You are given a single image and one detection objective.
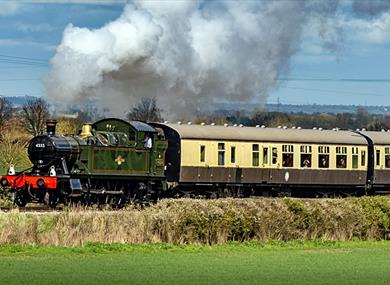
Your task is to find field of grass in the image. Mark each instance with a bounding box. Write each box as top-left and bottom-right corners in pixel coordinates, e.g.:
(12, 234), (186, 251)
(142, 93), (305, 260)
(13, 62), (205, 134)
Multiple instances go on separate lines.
(1, 241), (390, 284)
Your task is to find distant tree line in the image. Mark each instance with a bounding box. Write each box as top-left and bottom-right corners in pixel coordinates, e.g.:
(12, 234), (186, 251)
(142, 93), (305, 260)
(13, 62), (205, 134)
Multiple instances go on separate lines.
(196, 107), (390, 131)
(2, 96), (390, 137)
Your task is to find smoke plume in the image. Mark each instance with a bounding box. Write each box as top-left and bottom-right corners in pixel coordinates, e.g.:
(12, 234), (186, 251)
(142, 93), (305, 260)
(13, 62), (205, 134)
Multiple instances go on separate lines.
(44, 0), (390, 118)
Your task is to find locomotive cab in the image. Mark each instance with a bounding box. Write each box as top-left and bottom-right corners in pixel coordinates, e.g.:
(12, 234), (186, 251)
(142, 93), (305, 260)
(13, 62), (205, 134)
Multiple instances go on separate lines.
(85, 119), (162, 176)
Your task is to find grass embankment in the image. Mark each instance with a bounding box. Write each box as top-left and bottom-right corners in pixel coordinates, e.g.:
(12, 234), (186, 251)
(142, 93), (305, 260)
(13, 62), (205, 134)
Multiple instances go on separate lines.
(0, 197), (389, 245)
(0, 241), (390, 284)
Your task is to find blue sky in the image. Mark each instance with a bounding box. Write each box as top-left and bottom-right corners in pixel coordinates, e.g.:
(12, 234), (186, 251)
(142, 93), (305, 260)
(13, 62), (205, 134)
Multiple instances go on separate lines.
(0, 0), (390, 107)
(0, 1), (124, 97)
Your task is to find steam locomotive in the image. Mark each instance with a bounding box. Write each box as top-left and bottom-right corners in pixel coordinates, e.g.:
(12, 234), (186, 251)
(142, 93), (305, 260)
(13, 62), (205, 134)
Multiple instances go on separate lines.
(2, 118), (390, 208)
(0, 119), (167, 208)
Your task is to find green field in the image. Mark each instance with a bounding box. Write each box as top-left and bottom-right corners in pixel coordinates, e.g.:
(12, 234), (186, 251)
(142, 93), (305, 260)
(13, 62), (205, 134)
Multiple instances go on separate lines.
(0, 241), (389, 285)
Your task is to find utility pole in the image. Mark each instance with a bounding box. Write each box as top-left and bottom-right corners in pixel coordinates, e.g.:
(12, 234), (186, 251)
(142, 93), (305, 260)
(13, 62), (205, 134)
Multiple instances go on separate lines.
(277, 96), (280, 112)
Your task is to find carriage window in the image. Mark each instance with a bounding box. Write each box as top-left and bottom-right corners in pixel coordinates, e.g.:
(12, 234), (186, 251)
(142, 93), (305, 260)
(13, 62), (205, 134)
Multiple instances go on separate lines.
(252, 144), (259, 166)
(336, 147), (347, 168)
(231, 146), (236, 164)
(376, 150), (381, 166)
(300, 145), (312, 153)
(318, 145), (330, 168)
(282, 144), (294, 167)
(300, 145), (311, 168)
(263, 147), (269, 164)
(301, 154), (311, 168)
(272, 147), (278, 164)
(352, 155), (358, 168)
(352, 147), (358, 169)
(283, 154), (293, 167)
(336, 155), (347, 168)
(361, 150), (366, 166)
(218, 143), (225, 166)
(319, 155), (329, 168)
(319, 146), (330, 154)
(385, 147), (390, 168)
(200, 145), (205, 162)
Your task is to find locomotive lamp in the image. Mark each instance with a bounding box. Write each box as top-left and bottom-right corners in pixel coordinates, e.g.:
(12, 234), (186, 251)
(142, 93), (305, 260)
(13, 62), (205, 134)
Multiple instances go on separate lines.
(8, 164), (15, 175)
(0, 178), (8, 187)
(49, 166), (56, 177)
(37, 179), (45, 188)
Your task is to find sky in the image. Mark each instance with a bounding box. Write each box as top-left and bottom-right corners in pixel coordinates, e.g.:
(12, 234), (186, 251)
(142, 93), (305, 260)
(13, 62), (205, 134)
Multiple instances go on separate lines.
(0, 0), (390, 110)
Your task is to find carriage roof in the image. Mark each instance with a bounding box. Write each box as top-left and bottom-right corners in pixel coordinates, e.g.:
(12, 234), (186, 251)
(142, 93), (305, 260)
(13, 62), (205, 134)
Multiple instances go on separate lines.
(360, 131), (390, 145)
(156, 123), (368, 145)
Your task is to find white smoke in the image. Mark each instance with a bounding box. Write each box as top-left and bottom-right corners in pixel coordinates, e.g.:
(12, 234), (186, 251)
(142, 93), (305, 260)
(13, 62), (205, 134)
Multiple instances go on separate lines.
(44, 0), (307, 117)
(44, 0), (390, 118)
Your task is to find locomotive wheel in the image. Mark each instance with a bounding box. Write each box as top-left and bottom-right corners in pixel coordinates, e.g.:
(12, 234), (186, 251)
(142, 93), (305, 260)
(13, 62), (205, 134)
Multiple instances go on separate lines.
(48, 192), (59, 209)
(14, 191), (27, 207)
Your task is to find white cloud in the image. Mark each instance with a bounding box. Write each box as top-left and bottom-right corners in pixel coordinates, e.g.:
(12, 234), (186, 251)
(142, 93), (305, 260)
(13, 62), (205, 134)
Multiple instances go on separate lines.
(15, 22), (56, 32)
(17, 0), (126, 3)
(0, 38), (56, 51)
(0, 2), (20, 16)
(344, 12), (390, 44)
(0, 0), (124, 17)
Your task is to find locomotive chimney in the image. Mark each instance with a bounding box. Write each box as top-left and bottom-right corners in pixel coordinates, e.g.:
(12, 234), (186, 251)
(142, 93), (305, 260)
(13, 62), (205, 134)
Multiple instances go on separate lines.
(46, 120), (57, 136)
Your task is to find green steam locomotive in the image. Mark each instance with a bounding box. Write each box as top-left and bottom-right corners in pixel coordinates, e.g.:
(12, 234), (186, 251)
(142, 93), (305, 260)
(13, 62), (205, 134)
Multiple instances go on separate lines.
(0, 118), (167, 208)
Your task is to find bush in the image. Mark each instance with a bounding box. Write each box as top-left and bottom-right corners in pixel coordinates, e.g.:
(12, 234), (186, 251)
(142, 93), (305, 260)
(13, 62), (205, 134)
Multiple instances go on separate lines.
(0, 197), (390, 246)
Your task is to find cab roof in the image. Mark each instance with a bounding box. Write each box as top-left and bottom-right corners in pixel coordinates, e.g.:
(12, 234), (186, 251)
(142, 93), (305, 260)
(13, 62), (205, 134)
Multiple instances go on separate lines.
(93, 118), (156, 133)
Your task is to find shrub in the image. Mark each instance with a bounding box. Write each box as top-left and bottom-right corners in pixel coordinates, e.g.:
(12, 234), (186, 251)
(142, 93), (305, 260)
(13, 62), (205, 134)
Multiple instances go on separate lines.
(0, 197), (390, 246)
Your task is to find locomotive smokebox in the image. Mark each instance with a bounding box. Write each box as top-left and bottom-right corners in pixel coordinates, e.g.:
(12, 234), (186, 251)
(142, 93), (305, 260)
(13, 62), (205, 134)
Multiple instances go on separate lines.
(46, 120), (57, 136)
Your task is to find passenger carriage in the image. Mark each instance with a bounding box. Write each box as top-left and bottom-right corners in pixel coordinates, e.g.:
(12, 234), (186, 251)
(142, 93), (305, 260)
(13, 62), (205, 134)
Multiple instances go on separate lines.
(153, 123), (370, 197)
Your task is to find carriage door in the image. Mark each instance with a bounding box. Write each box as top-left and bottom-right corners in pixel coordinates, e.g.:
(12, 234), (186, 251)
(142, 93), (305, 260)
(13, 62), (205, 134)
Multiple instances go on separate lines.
(261, 146), (270, 183)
